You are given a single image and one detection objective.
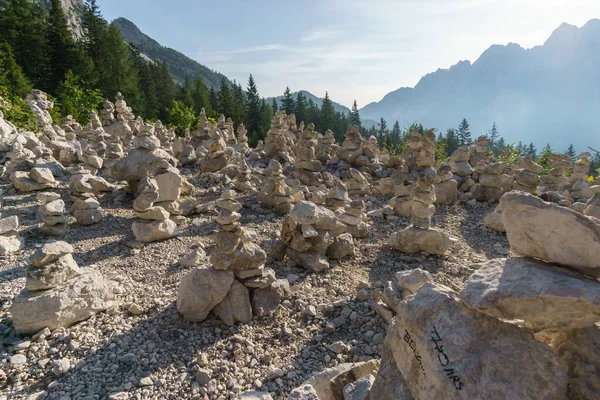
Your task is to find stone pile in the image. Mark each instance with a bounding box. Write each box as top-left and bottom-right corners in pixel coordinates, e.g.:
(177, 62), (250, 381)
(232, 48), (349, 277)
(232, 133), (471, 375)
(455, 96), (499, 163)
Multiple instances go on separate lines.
(338, 199), (370, 238)
(469, 135), (490, 167)
(293, 123), (323, 187)
(68, 172), (106, 226)
(100, 99), (116, 126)
(264, 111), (293, 164)
(38, 192), (69, 236)
(10, 241), (117, 334)
(539, 152), (571, 193)
(200, 123), (229, 173)
(25, 89), (63, 141)
(281, 200), (354, 272)
(448, 145), (473, 179)
(11, 166), (57, 192)
(257, 160), (294, 213)
(177, 191), (290, 323)
(233, 159), (256, 192)
(471, 162), (513, 202)
(236, 123), (250, 154)
(131, 177), (179, 243)
(569, 152), (592, 200)
(513, 155), (543, 194)
(389, 167), (453, 255)
(0, 215), (22, 255)
(315, 129), (338, 165)
(339, 125), (366, 167)
(433, 164), (457, 205)
(346, 168), (370, 195)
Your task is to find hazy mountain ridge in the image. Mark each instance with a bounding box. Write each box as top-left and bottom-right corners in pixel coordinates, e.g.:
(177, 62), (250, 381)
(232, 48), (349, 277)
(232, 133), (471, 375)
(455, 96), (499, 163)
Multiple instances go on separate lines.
(359, 19), (600, 150)
(112, 17), (232, 89)
(267, 90), (351, 115)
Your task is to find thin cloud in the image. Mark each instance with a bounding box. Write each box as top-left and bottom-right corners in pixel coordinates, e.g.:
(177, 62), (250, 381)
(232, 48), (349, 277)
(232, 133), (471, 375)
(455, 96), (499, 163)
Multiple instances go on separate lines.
(300, 30), (344, 42)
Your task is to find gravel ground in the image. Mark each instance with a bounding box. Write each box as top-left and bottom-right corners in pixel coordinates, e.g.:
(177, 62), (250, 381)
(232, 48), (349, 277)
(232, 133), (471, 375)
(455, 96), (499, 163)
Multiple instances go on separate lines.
(0, 176), (507, 400)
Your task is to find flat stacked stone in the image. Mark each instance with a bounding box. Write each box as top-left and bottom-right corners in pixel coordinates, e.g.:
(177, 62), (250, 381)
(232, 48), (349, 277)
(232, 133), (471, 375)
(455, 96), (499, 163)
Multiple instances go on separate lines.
(200, 123), (229, 173)
(338, 199), (369, 238)
(114, 91), (135, 122)
(233, 160), (255, 192)
(131, 177), (179, 243)
(540, 153), (571, 192)
(68, 172), (105, 226)
(0, 215), (23, 255)
(61, 115), (82, 142)
(264, 111), (293, 164)
(293, 123), (322, 187)
(324, 183), (350, 214)
(257, 160), (294, 213)
(449, 144), (474, 181)
(38, 192), (69, 236)
(471, 162), (514, 202)
(10, 241), (117, 334)
(11, 166), (57, 193)
(514, 155), (543, 194)
(101, 99), (115, 126)
(434, 164), (457, 205)
(469, 135), (490, 168)
(401, 131), (423, 179)
(339, 125), (366, 167)
(346, 168), (370, 195)
(281, 200), (354, 272)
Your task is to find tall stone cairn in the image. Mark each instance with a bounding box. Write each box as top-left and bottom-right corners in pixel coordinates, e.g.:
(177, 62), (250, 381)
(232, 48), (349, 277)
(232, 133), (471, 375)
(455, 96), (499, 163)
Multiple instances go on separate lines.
(540, 153), (571, 192)
(514, 155), (543, 194)
(293, 123), (322, 187)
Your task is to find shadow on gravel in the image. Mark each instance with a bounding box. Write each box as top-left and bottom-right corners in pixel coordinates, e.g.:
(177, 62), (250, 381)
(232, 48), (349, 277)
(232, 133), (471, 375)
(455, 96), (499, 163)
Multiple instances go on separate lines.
(457, 204), (508, 259)
(18, 304), (242, 399)
(0, 265), (25, 284)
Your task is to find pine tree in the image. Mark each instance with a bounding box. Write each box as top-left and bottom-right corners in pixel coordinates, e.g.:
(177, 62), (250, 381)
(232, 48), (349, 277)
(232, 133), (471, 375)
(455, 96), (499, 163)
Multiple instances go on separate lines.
(538, 144), (553, 172)
(320, 91), (337, 139)
(154, 61), (176, 122)
(295, 91), (307, 124)
(217, 76), (234, 117)
(527, 143), (537, 159)
(191, 73), (211, 116)
(378, 117), (387, 144)
(0, 0), (48, 89)
(389, 120), (401, 147)
(565, 144), (576, 163)
(271, 98), (278, 112)
(349, 100), (361, 126)
(488, 122), (499, 152)
(446, 128), (459, 155)
(457, 118), (471, 145)
(245, 74), (262, 142)
(132, 49), (158, 119)
(281, 86), (295, 115)
(0, 42), (32, 98)
(209, 87), (219, 116)
(231, 82), (246, 125)
(257, 99), (273, 145)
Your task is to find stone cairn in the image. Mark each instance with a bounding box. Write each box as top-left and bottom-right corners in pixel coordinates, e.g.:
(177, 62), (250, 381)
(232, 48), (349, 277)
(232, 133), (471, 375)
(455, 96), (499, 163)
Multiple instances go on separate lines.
(177, 191), (290, 324)
(339, 125), (365, 167)
(281, 200), (354, 272)
(346, 168), (370, 195)
(469, 135), (490, 170)
(569, 152), (592, 200)
(38, 192), (69, 236)
(264, 111), (293, 164)
(257, 160), (294, 213)
(11, 166), (57, 193)
(25, 89), (63, 141)
(0, 214), (22, 256)
(434, 164), (457, 205)
(232, 159), (255, 192)
(539, 152), (571, 193)
(69, 172), (104, 226)
(200, 123), (229, 174)
(236, 123), (250, 155)
(293, 123), (322, 187)
(338, 199), (369, 238)
(10, 241), (117, 334)
(315, 129), (337, 165)
(100, 99), (116, 127)
(389, 133), (453, 255)
(514, 155), (543, 194)
(131, 177), (179, 243)
(471, 162), (514, 202)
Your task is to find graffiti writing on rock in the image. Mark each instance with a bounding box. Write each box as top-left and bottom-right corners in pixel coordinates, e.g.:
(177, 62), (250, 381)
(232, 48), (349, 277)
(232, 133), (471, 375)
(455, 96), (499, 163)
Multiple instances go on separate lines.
(430, 325), (464, 391)
(403, 329), (427, 379)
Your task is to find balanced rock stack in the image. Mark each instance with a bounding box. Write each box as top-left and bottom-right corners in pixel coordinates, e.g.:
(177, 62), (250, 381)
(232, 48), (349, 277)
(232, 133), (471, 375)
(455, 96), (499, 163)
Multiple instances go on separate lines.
(434, 164), (457, 205)
(233, 160), (255, 192)
(389, 181), (415, 218)
(38, 192), (69, 235)
(10, 241), (118, 334)
(114, 91), (135, 123)
(11, 166), (57, 193)
(200, 123), (229, 173)
(513, 155), (543, 194)
(293, 123), (323, 187)
(449, 144), (474, 179)
(264, 111), (293, 164)
(131, 177), (179, 243)
(339, 125), (365, 166)
(389, 167), (453, 255)
(257, 160), (294, 213)
(539, 152), (571, 193)
(69, 173), (104, 226)
(281, 200), (354, 272)
(324, 183), (350, 213)
(178, 191), (290, 323)
(338, 199), (369, 238)
(569, 152), (593, 200)
(471, 162), (513, 202)
(346, 168), (370, 195)
(25, 89), (62, 140)
(316, 129), (337, 165)
(236, 123), (250, 154)
(469, 135), (491, 168)
(101, 99), (116, 126)
(0, 215), (23, 255)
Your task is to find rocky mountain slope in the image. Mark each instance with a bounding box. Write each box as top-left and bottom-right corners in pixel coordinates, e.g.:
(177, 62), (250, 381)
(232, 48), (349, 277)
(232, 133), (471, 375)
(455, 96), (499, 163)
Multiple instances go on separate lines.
(112, 17), (232, 89)
(360, 19), (600, 150)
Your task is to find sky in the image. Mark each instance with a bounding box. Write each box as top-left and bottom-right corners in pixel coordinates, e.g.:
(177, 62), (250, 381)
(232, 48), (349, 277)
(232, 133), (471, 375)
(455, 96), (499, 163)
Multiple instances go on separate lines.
(99, 0), (600, 108)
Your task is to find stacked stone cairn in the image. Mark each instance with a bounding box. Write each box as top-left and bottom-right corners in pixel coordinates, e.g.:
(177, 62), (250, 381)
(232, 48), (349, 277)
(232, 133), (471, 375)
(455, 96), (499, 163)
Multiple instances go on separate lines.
(0, 214), (23, 256)
(100, 99), (116, 127)
(233, 159), (255, 192)
(346, 168), (370, 195)
(11, 166), (57, 192)
(389, 142), (453, 255)
(339, 125), (367, 168)
(257, 160), (294, 213)
(69, 172), (104, 226)
(10, 241), (117, 334)
(281, 200), (354, 272)
(539, 152), (571, 193)
(293, 123), (323, 187)
(315, 129), (338, 165)
(569, 152), (593, 200)
(38, 192), (69, 236)
(264, 111), (293, 164)
(514, 155), (543, 194)
(200, 123), (229, 173)
(469, 135), (491, 168)
(177, 191), (290, 323)
(471, 162), (514, 202)
(434, 164), (457, 205)
(131, 177), (179, 243)
(338, 199), (369, 238)
(236, 123), (250, 154)
(25, 90), (63, 141)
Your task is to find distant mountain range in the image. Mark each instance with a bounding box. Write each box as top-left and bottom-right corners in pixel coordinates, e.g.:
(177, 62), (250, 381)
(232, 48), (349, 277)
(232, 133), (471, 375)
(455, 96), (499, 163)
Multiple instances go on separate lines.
(112, 18), (232, 89)
(359, 20), (600, 151)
